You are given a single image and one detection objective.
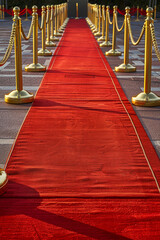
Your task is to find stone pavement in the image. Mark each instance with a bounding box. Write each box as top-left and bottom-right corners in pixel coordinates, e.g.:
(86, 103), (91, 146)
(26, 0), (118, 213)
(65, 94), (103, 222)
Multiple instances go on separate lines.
(0, 15), (159, 169)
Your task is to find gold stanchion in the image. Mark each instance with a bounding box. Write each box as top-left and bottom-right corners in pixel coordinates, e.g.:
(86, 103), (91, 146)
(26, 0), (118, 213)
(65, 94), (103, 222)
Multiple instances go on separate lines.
(76, 3), (78, 19)
(65, 2), (69, 22)
(2, 4), (4, 19)
(132, 7), (160, 107)
(53, 5), (59, 40)
(154, 5), (156, 21)
(5, 7), (34, 104)
(105, 6), (121, 56)
(24, 5), (29, 21)
(25, 5), (46, 72)
(45, 5), (56, 47)
(0, 5), (2, 19)
(38, 6), (52, 56)
(55, 5), (62, 37)
(63, 4), (68, 28)
(88, 4), (93, 26)
(90, 5), (96, 31)
(92, 5), (98, 33)
(135, 6), (140, 21)
(0, 168), (8, 195)
(98, 5), (105, 41)
(100, 6), (112, 47)
(57, 5), (63, 35)
(94, 5), (101, 36)
(50, 5), (58, 42)
(115, 7), (136, 72)
(58, 4), (64, 33)
(59, 4), (66, 31)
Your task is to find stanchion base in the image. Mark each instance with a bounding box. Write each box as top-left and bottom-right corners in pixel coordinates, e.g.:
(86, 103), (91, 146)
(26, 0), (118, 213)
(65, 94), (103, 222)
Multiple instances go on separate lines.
(91, 25), (95, 29)
(54, 31), (62, 37)
(91, 28), (96, 32)
(92, 29), (97, 33)
(58, 29), (64, 33)
(5, 90), (34, 104)
(100, 41), (112, 47)
(105, 49), (121, 56)
(135, 19), (140, 22)
(25, 63), (46, 72)
(60, 27), (65, 31)
(97, 36), (105, 42)
(94, 31), (101, 37)
(50, 36), (59, 41)
(45, 41), (56, 47)
(24, 19), (29, 21)
(115, 63), (136, 72)
(0, 169), (8, 195)
(90, 23), (94, 28)
(132, 92), (160, 107)
(38, 48), (52, 56)
(75, 17), (79, 19)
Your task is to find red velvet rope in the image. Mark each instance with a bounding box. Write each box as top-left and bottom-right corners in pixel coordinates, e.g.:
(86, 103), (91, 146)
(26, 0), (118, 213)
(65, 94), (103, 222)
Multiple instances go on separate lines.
(27, 8), (32, 15)
(139, 9), (146, 16)
(19, 9), (26, 16)
(130, 8), (137, 16)
(117, 9), (125, 16)
(0, 7), (146, 17)
(0, 8), (42, 16)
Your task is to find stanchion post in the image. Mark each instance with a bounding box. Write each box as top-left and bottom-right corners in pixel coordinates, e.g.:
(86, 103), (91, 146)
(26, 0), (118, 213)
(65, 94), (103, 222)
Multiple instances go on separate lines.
(59, 3), (67, 30)
(94, 5), (101, 36)
(58, 4), (64, 33)
(2, 4), (4, 19)
(0, 168), (8, 195)
(136, 6), (140, 21)
(115, 7), (136, 72)
(92, 5), (98, 33)
(105, 5), (121, 56)
(45, 5), (56, 47)
(0, 4), (2, 19)
(50, 5), (56, 39)
(51, 5), (59, 41)
(154, 5), (156, 20)
(55, 5), (62, 36)
(75, 3), (78, 19)
(5, 7), (34, 104)
(91, 5), (96, 30)
(100, 6), (112, 47)
(57, 5), (60, 32)
(24, 5), (29, 21)
(38, 6), (52, 56)
(98, 5), (105, 42)
(132, 7), (160, 107)
(25, 5), (46, 72)
(90, 5), (94, 28)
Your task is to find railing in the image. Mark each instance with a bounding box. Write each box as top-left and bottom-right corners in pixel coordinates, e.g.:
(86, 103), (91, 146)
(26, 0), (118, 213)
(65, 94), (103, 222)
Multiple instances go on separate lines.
(87, 4), (160, 107)
(0, 2), (69, 192)
(0, 3), (68, 104)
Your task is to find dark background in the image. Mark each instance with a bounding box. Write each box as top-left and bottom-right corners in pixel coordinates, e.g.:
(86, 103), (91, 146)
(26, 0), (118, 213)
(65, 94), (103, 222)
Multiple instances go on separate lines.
(3, 0), (160, 10)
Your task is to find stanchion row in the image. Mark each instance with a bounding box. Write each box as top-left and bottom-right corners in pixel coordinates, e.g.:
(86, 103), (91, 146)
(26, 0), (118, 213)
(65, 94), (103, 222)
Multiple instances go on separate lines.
(0, 4), (158, 20)
(0, 2), (68, 195)
(86, 4), (160, 107)
(0, 3), (68, 105)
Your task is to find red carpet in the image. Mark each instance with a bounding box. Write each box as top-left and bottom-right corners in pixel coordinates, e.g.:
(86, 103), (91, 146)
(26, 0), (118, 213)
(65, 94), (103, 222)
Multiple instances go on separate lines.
(0, 19), (160, 239)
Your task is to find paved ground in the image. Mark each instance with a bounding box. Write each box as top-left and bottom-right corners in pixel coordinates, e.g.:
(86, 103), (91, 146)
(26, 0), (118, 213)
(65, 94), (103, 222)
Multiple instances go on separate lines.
(0, 14), (160, 169)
